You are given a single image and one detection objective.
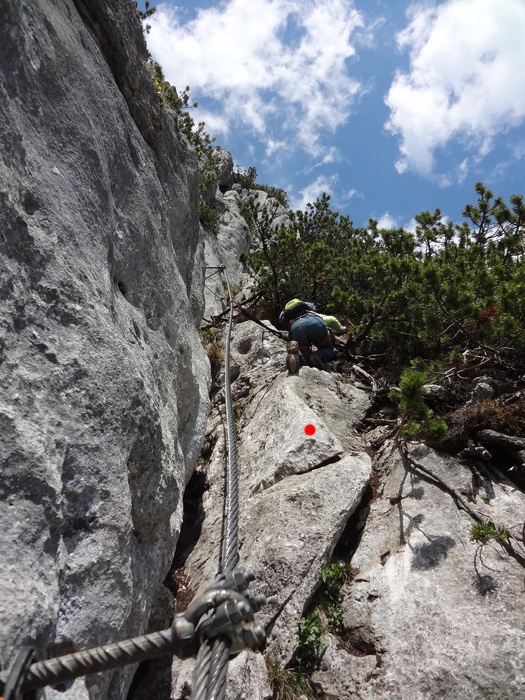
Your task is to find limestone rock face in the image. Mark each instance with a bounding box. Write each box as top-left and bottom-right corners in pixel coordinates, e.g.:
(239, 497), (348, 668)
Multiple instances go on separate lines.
(202, 189), (253, 319)
(321, 443), (525, 700)
(216, 149), (234, 191)
(173, 321), (372, 696)
(202, 175), (289, 319)
(4, 5), (524, 700)
(0, 1), (209, 698)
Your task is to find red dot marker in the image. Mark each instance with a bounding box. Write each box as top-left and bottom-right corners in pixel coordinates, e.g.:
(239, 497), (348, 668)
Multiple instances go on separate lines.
(304, 424), (316, 436)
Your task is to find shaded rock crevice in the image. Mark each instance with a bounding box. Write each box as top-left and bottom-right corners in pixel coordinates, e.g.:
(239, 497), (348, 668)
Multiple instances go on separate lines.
(164, 468), (208, 608)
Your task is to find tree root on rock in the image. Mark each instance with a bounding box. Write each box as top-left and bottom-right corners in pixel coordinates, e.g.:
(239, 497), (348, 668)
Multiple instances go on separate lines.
(400, 443), (525, 569)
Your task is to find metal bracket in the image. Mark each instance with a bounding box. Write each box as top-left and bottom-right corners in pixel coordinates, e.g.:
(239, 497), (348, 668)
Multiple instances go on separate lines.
(0, 568), (266, 695)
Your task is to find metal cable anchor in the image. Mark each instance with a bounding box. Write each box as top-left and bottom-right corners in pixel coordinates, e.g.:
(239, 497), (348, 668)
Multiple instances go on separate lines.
(0, 568), (265, 698)
(191, 569), (266, 657)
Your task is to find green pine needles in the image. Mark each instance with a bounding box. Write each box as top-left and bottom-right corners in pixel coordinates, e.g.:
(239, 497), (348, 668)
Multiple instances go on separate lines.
(241, 184), (525, 377)
(232, 166), (289, 208)
(470, 522), (510, 545)
(389, 368), (448, 444)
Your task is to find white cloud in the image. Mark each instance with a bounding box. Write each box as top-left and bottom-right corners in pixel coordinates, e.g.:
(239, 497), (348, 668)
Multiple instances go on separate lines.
(291, 174), (338, 210)
(264, 138), (289, 158)
(385, 0), (525, 179)
(376, 211), (398, 230)
(512, 140), (525, 161)
(146, 0), (365, 156)
(488, 142), (525, 181)
(320, 147), (341, 165)
(192, 109), (230, 137)
(405, 217), (418, 234)
(346, 188), (363, 199)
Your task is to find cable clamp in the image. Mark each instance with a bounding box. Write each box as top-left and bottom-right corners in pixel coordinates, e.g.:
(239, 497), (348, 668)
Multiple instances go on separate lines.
(181, 568), (266, 657)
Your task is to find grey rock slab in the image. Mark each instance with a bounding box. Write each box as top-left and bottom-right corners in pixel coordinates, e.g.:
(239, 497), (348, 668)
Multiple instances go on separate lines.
(202, 191), (252, 319)
(171, 652), (272, 700)
(422, 383), (447, 400)
(173, 322), (372, 698)
(240, 369), (368, 493)
(0, 2), (209, 698)
(241, 452), (372, 660)
(202, 185), (290, 320)
(311, 633), (378, 699)
(241, 379), (346, 494)
(335, 442), (525, 700)
(172, 454), (372, 699)
(224, 652), (273, 700)
(216, 148), (234, 189)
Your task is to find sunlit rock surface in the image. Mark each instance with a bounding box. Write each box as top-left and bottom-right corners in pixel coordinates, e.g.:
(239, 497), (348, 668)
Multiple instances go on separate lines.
(172, 322), (372, 697)
(0, 2), (209, 698)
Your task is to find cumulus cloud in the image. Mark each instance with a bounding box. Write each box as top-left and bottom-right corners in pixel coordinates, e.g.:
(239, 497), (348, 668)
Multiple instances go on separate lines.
(291, 174), (338, 210)
(385, 0), (525, 178)
(376, 212), (399, 230)
(146, 0), (365, 157)
(264, 138), (289, 158)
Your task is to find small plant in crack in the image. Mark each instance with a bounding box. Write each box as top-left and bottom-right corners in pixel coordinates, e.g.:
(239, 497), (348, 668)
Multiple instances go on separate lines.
(293, 613), (325, 671)
(470, 521), (509, 545)
(291, 560), (349, 673)
(317, 561), (348, 634)
(266, 657), (314, 700)
(199, 327), (223, 375)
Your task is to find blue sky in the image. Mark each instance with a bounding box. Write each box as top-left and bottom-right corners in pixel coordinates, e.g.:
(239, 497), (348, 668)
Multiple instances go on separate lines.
(140, 0), (525, 229)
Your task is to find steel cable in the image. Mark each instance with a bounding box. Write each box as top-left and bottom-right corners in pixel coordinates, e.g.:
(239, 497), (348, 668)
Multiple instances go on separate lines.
(221, 269), (240, 574)
(191, 642), (212, 699)
(19, 629), (178, 691)
(0, 579), (266, 696)
(205, 637), (230, 700)
(204, 283), (227, 304)
(191, 267), (240, 700)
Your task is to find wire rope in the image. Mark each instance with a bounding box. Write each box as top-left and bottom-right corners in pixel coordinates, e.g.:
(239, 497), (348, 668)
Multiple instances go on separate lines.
(204, 283), (227, 304)
(205, 638), (230, 700)
(191, 266), (240, 700)
(221, 267), (240, 574)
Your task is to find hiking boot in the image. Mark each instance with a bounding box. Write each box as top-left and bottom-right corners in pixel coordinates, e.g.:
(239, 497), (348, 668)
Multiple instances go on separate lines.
(310, 352), (325, 371)
(286, 341), (300, 374)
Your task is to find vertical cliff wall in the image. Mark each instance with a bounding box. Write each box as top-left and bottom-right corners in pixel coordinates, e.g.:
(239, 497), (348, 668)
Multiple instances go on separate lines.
(0, 1), (210, 697)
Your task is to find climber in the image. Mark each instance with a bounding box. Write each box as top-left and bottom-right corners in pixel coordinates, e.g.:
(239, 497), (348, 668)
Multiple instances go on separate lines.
(280, 299), (346, 371)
